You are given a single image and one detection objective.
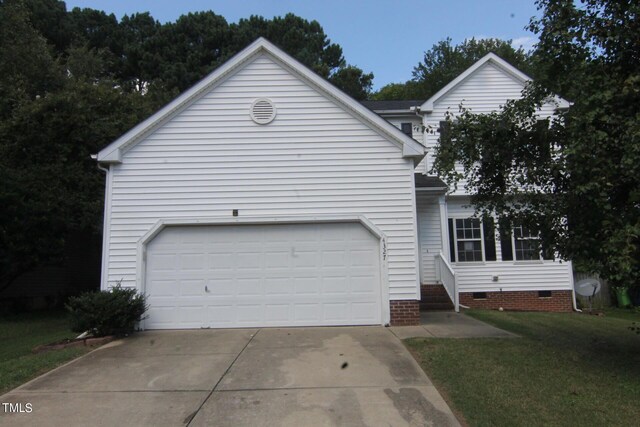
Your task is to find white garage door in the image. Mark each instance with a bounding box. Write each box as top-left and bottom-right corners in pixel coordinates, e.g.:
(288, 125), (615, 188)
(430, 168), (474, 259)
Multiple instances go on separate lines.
(144, 222), (382, 329)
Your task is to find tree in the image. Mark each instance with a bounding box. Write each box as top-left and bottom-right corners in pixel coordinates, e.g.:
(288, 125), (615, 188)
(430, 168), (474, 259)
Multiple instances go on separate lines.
(328, 65), (373, 100)
(371, 38), (531, 101)
(0, 0), (62, 118)
(229, 13), (371, 99)
(369, 81), (423, 101)
(0, 78), (155, 291)
(432, 0), (640, 288)
(0, 3), (377, 293)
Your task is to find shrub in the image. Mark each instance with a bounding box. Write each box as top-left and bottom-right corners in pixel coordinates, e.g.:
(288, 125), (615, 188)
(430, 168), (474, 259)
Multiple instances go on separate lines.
(66, 285), (147, 337)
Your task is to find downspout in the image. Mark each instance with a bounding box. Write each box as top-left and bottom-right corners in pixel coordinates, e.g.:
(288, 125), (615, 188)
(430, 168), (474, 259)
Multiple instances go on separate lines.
(91, 154), (108, 173)
(572, 290), (582, 313)
(91, 154), (110, 291)
(410, 105), (429, 175)
(568, 261), (582, 312)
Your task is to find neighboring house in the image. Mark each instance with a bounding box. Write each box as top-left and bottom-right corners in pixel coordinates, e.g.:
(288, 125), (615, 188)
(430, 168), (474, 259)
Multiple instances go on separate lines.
(95, 38), (576, 329)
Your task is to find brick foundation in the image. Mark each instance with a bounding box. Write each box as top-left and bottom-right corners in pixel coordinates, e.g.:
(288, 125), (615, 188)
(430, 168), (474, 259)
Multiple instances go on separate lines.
(420, 284), (454, 311)
(389, 300), (420, 326)
(459, 290), (573, 312)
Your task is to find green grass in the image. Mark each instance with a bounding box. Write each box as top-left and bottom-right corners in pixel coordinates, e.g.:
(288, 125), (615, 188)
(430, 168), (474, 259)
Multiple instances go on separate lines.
(598, 307), (640, 321)
(405, 310), (640, 427)
(0, 310), (90, 394)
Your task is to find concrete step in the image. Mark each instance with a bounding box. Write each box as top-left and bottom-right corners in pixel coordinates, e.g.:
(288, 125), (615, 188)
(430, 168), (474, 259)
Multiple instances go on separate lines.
(420, 302), (455, 311)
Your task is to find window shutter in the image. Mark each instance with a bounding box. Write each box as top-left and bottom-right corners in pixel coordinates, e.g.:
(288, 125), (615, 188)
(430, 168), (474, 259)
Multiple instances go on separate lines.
(482, 218), (497, 261)
(448, 218), (455, 262)
(438, 121), (451, 143)
(500, 225), (513, 261)
(541, 241), (555, 260)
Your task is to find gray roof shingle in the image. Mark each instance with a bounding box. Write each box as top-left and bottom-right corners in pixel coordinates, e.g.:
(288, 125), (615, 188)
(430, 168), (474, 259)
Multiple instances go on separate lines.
(415, 175), (448, 189)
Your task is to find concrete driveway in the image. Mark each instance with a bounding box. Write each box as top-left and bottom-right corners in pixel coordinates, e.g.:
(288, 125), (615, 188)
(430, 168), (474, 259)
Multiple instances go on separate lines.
(2, 327), (459, 426)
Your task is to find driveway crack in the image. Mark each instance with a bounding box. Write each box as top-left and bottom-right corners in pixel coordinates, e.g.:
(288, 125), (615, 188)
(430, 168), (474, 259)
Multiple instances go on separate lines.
(184, 328), (261, 426)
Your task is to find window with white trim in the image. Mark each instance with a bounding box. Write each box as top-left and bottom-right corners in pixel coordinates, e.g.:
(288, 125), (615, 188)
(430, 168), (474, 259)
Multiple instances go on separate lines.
(499, 224), (553, 261)
(448, 217), (497, 263)
(513, 225), (540, 260)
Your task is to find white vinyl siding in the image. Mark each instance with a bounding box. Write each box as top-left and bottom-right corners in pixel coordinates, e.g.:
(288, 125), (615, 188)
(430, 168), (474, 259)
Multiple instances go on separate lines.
(416, 193), (443, 283)
(416, 61), (558, 182)
(446, 197), (572, 292)
(386, 117), (422, 143)
(104, 53), (419, 300)
(455, 261), (573, 293)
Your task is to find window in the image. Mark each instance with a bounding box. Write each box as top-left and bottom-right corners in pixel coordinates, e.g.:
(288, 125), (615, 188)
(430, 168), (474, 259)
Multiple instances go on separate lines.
(513, 225), (540, 260)
(400, 122), (413, 137)
(500, 224), (553, 261)
(448, 217), (498, 263)
(455, 218), (483, 261)
(538, 290), (552, 298)
(473, 292), (487, 300)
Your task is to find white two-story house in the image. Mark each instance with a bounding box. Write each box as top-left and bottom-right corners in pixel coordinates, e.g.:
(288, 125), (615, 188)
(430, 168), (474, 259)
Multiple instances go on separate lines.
(95, 38), (576, 328)
(363, 53), (575, 315)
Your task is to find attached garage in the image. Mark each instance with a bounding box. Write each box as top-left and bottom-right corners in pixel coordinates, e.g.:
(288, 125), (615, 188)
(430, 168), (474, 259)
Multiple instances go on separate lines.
(143, 220), (384, 329)
(96, 38), (425, 328)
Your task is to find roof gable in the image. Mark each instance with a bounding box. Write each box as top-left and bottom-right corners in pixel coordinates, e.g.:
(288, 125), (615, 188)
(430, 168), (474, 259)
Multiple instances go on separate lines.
(97, 38), (425, 163)
(419, 53), (570, 113)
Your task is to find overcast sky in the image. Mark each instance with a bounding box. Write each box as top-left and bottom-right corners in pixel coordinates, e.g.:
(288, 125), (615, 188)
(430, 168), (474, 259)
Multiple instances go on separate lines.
(64, 0), (541, 90)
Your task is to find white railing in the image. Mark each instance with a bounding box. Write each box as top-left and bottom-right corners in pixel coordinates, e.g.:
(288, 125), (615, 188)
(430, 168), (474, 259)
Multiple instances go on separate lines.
(435, 251), (459, 312)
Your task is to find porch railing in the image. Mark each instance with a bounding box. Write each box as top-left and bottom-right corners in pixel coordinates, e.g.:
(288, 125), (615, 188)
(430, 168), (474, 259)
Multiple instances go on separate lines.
(435, 251), (459, 312)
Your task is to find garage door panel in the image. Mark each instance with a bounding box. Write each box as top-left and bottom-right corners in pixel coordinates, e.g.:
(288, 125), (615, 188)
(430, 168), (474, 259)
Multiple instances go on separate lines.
(352, 302), (379, 321)
(178, 280), (203, 296)
(264, 278), (294, 295)
(147, 254), (176, 272)
(350, 276), (378, 294)
(236, 278), (262, 296)
(145, 222), (382, 329)
(179, 253), (206, 271)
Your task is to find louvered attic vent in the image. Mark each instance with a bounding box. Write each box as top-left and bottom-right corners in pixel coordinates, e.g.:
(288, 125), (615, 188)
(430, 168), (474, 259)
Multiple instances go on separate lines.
(250, 98), (276, 124)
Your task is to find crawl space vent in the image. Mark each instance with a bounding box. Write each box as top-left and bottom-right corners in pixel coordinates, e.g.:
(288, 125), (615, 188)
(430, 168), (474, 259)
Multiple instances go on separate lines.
(250, 98), (276, 124)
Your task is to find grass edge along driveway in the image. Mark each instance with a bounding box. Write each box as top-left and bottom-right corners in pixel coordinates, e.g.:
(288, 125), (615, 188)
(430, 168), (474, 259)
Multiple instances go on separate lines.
(0, 310), (90, 395)
(405, 310), (640, 427)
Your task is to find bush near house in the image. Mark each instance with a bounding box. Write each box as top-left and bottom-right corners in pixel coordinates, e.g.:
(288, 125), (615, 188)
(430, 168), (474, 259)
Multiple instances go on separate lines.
(66, 286), (147, 337)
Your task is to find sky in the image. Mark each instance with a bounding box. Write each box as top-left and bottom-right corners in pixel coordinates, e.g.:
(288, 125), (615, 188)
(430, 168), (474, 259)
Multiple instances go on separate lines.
(64, 0), (541, 90)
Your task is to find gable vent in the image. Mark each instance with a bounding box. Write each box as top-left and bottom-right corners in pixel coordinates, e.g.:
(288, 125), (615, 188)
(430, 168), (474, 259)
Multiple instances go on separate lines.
(250, 98), (276, 124)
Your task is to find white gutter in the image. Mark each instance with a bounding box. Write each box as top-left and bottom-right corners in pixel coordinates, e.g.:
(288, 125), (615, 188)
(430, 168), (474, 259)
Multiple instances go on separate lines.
(568, 261), (582, 312)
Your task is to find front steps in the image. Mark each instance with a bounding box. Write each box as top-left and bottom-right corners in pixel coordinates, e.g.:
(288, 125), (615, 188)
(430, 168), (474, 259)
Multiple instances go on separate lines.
(420, 284), (454, 311)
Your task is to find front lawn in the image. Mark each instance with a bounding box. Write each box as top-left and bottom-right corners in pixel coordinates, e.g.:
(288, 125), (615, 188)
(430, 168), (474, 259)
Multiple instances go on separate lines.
(0, 310), (90, 394)
(405, 310), (640, 426)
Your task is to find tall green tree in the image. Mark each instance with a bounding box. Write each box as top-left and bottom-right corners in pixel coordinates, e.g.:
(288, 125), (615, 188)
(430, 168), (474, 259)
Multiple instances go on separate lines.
(0, 0), (62, 118)
(0, 78), (155, 290)
(432, 0), (640, 288)
(328, 65), (373, 100)
(371, 38), (531, 101)
(229, 13), (372, 99)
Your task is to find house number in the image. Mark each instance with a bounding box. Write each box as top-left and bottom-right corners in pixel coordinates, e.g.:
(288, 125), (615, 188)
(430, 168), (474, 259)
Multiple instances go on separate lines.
(382, 239), (387, 260)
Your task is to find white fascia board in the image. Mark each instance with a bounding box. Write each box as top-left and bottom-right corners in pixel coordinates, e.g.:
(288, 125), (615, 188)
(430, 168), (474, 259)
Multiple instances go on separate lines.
(99, 148), (121, 163)
(97, 37), (425, 163)
(403, 139), (426, 157)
